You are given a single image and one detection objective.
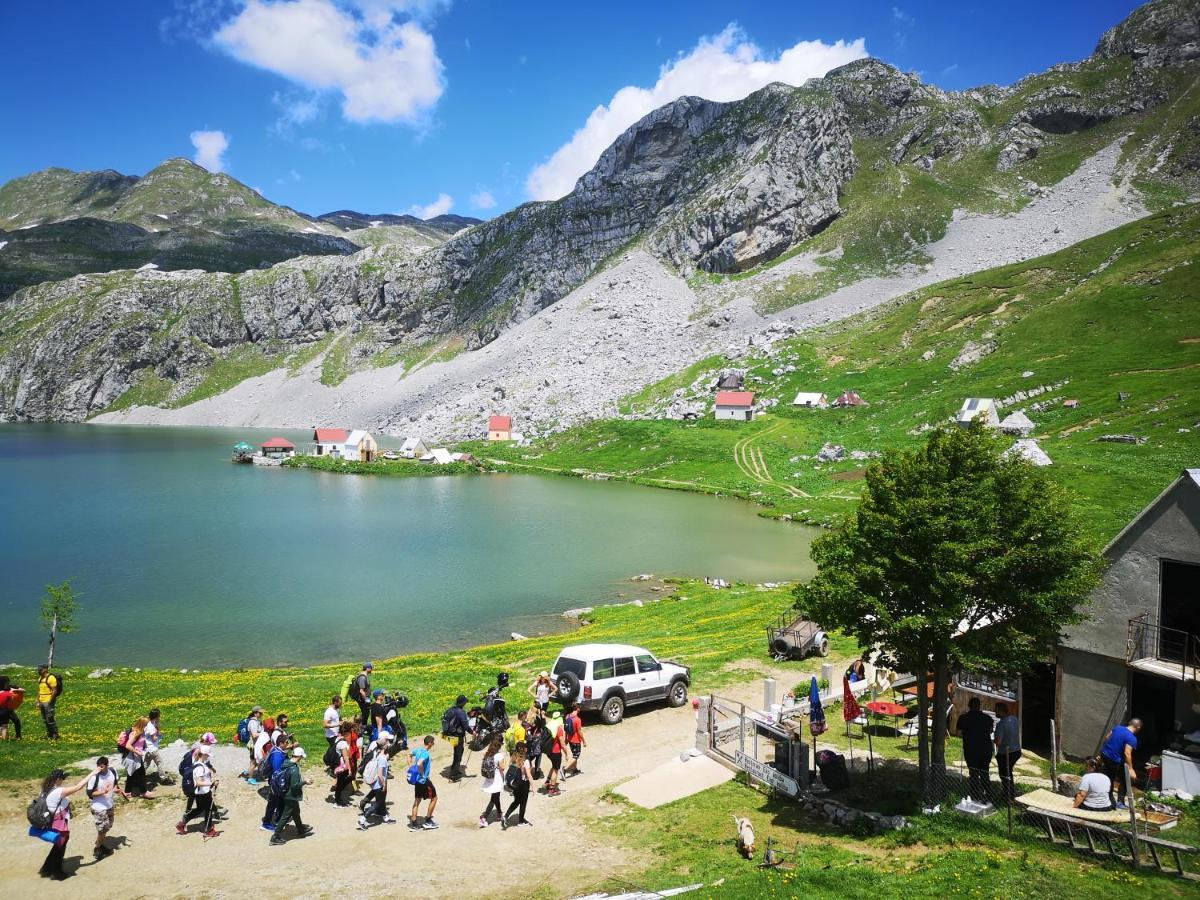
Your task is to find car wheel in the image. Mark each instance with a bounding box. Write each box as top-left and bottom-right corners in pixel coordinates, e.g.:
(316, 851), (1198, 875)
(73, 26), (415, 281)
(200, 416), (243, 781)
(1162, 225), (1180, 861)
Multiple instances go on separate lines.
(771, 637), (793, 657)
(667, 679), (688, 707)
(601, 694), (625, 725)
(556, 671), (581, 704)
(818, 637), (830, 657)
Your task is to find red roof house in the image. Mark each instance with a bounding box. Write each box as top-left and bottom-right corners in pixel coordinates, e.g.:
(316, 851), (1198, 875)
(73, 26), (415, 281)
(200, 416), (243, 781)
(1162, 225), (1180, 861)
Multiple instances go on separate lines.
(714, 391), (756, 421)
(487, 415), (513, 440)
(313, 428), (348, 443)
(832, 390), (866, 407)
(262, 437), (294, 450)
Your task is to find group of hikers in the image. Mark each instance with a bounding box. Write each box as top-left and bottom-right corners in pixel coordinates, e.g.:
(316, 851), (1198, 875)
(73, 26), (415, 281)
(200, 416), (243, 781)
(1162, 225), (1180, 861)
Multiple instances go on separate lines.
(25, 663), (589, 880)
(0, 666), (63, 741)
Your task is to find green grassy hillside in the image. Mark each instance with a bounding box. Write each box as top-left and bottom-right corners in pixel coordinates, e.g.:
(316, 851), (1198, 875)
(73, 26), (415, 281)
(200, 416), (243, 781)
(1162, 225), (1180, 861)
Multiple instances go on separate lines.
(476, 205), (1200, 543)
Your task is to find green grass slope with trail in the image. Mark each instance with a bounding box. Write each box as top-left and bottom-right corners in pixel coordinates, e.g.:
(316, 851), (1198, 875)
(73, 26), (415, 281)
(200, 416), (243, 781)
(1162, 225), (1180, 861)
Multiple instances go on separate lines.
(478, 205), (1200, 544)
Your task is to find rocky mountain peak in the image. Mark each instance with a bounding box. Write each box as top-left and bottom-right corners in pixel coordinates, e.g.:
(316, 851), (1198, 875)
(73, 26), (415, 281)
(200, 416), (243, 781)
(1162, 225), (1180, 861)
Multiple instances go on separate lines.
(1094, 0), (1200, 67)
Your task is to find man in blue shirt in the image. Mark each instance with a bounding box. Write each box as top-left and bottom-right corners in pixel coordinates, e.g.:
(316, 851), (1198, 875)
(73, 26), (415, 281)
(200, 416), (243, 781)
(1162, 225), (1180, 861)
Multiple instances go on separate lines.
(1100, 718), (1142, 808)
(408, 735), (439, 831)
(993, 702), (1021, 804)
(260, 734), (291, 831)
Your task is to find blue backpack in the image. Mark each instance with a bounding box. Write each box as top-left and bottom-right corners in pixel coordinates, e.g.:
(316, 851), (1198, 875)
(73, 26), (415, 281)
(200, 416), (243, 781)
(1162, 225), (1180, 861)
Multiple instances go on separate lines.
(405, 763), (421, 785)
(178, 754), (196, 797)
(269, 764), (290, 799)
(236, 717), (251, 744)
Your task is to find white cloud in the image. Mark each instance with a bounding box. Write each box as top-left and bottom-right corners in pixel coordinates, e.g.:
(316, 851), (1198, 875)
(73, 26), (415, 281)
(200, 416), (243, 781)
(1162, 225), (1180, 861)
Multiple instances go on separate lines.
(408, 192), (453, 218)
(213, 0), (444, 125)
(524, 25), (866, 201)
(892, 6), (916, 47)
(470, 189), (496, 210)
(190, 130), (230, 171)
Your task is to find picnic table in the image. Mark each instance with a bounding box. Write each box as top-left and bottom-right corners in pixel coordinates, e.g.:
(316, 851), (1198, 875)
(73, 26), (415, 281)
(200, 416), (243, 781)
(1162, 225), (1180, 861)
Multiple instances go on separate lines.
(864, 700), (910, 734)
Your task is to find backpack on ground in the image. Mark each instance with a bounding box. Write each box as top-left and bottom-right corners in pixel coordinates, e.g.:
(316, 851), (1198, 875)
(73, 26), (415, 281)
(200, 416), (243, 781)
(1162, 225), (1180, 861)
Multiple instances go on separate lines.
(178, 754), (196, 797)
(323, 742), (340, 770)
(27, 793), (54, 830)
(481, 753), (497, 780)
(236, 717), (251, 745)
(269, 765), (289, 799)
(564, 715), (576, 739)
(116, 728), (132, 754)
(441, 706), (461, 736)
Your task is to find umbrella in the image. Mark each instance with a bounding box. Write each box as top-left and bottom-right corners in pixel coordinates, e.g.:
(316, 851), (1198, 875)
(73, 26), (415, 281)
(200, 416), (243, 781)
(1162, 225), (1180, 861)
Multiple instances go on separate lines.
(233, 442), (252, 451)
(808, 676), (827, 737)
(842, 677), (862, 722)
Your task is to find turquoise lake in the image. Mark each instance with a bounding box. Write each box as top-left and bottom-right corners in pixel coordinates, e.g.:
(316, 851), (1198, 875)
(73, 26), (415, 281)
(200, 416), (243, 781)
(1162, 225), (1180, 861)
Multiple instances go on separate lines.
(0, 424), (817, 667)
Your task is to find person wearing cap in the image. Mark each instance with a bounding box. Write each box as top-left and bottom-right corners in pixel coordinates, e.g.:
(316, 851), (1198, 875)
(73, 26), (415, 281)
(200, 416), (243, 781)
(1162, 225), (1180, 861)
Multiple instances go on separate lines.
(444, 694), (471, 781)
(36, 765), (102, 879)
(245, 707), (264, 771)
(529, 671), (557, 715)
(260, 733), (292, 832)
(271, 746), (314, 845)
(358, 731), (395, 830)
(354, 663), (374, 737)
(176, 745), (219, 838)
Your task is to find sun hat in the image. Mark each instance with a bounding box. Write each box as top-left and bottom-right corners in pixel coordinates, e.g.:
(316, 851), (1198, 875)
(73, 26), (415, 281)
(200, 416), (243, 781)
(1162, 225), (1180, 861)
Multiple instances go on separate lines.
(251, 706), (263, 714)
(199, 732), (217, 745)
(292, 747), (306, 758)
(539, 671), (548, 678)
(377, 731), (392, 744)
(197, 745), (211, 756)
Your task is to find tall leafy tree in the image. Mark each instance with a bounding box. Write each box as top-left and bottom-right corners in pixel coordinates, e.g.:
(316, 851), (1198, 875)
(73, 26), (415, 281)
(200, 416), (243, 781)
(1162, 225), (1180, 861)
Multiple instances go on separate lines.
(794, 425), (1101, 790)
(40, 580), (80, 669)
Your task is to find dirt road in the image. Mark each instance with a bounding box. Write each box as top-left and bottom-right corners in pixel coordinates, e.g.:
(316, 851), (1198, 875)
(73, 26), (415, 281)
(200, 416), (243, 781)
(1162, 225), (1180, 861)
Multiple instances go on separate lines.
(0, 674), (776, 898)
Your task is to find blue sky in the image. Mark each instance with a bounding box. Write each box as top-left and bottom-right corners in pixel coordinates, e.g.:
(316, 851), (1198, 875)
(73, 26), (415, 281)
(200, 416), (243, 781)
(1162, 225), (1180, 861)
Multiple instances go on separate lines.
(0, 0), (1144, 219)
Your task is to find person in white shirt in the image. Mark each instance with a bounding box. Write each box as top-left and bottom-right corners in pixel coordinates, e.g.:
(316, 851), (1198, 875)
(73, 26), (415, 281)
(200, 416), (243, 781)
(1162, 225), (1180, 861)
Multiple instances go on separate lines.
(38, 766), (101, 880)
(478, 733), (507, 827)
(250, 717), (275, 783)
(245, 707), (264, 770)
(176, 745), (219, 838)
(87, 755), (128, 860)
(1074, 756), (1115, 811)
(357, 732), (394, 829)
(324, 695), (342, 748)
(143, 709), (165, 784)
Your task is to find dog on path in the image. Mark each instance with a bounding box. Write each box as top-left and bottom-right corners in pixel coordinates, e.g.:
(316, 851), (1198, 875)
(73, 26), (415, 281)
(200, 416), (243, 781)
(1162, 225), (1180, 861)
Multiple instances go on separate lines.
(732, 815), (755, 858)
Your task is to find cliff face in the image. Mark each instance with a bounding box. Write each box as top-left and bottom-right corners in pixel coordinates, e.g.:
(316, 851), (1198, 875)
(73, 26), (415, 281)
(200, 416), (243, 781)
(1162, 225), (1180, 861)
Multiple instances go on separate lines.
(1, 0), (1197, 423)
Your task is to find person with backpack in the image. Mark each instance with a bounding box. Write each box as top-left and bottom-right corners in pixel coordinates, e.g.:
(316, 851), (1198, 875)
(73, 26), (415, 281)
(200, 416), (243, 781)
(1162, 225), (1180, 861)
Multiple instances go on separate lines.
(407, 734), (438, 831)
(504, 710), (527, 754)
(329, 721), (355, 806)
(238, 706), (264, 774)
(323, 695), (342, 749)
(248, 716), (276, 785)
(358, 731), (395, 830)
(36, 665), (62, 740)
(441, 694), (471, 781)
(119, 716), (156, 799)
(176, 744), (219, 838)
(501, 741), (533, 829)
(562, 703), (587, 779)
(543, 711), (565, 796)
(525, 714), (546, 780)
(271, 746), (314, 845)
(478, 733), (506, 827)
(0, 675), (25, 740)
(353, 662), (373, 736)
(31, 765), (100, 880)
(260, 733), (292, 832)
(86, 756), (127, 860)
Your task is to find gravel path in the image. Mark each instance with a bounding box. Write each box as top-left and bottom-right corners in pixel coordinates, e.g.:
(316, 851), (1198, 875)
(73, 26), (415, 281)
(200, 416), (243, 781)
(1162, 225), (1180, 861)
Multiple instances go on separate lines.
(96, 140), (1145, 441)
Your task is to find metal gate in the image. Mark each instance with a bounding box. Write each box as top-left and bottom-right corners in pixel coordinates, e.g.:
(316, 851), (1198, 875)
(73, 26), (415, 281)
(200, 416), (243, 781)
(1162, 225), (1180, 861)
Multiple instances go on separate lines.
(706, 695), (805, 796)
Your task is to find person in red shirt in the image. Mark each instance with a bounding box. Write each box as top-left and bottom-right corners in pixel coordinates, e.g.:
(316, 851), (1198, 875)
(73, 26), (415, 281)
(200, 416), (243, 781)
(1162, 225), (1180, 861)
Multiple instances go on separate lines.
(544, 712), (565, 797)
(0, 676), (24, 740)
(563, 703), (587, 779)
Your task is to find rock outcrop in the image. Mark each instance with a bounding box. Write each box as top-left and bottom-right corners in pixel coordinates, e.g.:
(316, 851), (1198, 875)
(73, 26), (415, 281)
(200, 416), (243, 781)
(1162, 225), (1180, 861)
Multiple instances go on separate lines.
(1094, 0), (1200, 68)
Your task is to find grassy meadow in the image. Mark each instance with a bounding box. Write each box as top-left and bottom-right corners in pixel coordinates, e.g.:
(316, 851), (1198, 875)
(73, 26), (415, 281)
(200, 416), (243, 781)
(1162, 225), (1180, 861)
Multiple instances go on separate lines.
(475, 205), (1200, 544)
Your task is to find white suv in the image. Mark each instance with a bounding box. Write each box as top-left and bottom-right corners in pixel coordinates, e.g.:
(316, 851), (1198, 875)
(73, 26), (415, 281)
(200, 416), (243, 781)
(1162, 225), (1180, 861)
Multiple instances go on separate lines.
(550, 643), (691, 724)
